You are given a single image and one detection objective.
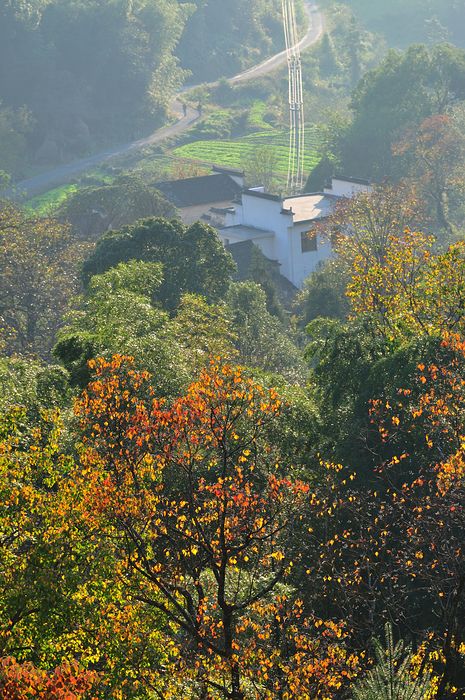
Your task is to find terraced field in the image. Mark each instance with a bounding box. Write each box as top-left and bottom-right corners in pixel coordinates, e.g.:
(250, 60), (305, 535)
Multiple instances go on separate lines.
(172, 126), (324, 175)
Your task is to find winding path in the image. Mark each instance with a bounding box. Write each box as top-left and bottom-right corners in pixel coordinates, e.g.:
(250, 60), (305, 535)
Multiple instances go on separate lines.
(5, 2), (324, 200)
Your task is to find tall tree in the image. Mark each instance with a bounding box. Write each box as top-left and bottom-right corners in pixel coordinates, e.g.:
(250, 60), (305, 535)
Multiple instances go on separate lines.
(57, 174), (177, 239)
(74, 356), (359, 698)
(82, 217), (236, 311)
(0, 201), (87, 357)
(341, 44), (465, 179)
(394, 112), (465, 235)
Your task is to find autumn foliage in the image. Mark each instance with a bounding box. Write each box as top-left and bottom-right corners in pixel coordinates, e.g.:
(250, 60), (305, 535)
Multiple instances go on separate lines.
(6, 184), (465, 697)
(71, 356), (360, 698)
(0, 657), (96, 700)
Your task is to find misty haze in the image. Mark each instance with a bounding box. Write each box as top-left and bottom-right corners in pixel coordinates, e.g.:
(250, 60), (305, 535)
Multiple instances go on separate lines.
(1, 0), (465, 697)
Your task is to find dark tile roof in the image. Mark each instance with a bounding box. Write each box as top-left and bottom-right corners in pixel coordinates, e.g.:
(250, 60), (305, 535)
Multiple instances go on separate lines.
(332, 174), (371, 186)
(154, 174), (242, 208)
(241, 189), (281, 202)
(212, 165), (245, 177)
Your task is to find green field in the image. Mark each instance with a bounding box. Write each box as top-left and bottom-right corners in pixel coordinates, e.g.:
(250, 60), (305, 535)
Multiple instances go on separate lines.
(172, 127), (324, 175)
(25, 169), (115, 216)
(25, 183), (79, 216)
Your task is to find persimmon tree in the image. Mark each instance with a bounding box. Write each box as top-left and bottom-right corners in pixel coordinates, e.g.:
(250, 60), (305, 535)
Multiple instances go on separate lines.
(371, 333), (465, 695)
(300, 333), (465, 697)
(316, 183), (465, 341)
(315, 183), (426, 271)
(0, 657), (97, 700)
(75, 356), (359, 699)
(343, 232), (465, 342)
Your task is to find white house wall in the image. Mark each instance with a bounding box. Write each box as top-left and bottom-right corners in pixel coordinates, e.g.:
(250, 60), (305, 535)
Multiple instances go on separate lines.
(217, 178), (372, 288)
(232, 193), (332, 287)
(291, 225), (332, 288)
(324, 179), (371, 198)
(219, 229), (276, 260)
(240, 194), (284, 232)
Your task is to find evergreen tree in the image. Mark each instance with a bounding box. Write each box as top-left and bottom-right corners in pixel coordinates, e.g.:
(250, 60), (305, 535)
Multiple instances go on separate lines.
(352, 624), (432, 700)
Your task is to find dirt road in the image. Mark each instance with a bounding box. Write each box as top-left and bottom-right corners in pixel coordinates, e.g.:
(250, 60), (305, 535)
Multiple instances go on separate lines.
(5, 2), (324, 201)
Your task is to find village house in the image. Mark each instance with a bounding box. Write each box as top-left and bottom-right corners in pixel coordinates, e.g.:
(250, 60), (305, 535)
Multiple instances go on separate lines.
(218, 176), (371, 289)
(154, 167), (244, 225)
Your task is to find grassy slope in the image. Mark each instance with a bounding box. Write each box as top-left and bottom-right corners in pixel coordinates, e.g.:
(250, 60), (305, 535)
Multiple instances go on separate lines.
(25, 184), (79, 217)
(172, 127), (323, 176)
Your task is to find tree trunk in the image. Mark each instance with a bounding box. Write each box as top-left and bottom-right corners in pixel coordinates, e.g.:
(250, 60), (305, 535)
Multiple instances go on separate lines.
(223, 607), (244, 700)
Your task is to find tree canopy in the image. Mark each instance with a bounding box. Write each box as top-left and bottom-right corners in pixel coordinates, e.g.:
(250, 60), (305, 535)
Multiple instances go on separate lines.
(82, 217), (236, 310)
(341, 43), (465, 179)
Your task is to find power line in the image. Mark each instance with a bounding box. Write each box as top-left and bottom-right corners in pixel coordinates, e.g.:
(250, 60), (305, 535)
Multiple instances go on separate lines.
(282, 0), (306, 194)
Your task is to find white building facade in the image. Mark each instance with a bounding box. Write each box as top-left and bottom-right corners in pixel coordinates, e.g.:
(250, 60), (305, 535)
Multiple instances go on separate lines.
(218, 176), (371, 289)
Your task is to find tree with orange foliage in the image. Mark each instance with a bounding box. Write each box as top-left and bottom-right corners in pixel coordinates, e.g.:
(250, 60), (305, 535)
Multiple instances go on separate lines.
(0, 656), (97, 699)
(369, 333), (465, 696)
(330, 215), (465, 342)
(74, 356), (359, 699)
(315, 183), (427, 271)
(300, 333), (465, 698)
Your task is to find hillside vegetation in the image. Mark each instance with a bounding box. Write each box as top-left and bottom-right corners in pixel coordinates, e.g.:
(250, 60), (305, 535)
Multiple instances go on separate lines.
(4, 6), (465, 693)
(177, 0), (289, 82)
(339, 0), (465, 47)
(0, 0), (293, 181)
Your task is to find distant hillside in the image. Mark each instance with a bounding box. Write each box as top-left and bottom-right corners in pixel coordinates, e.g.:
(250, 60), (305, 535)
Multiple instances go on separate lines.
(0, 0), (296, 180)
(177, 0), (293, 82)
(340, 0), (465, 47)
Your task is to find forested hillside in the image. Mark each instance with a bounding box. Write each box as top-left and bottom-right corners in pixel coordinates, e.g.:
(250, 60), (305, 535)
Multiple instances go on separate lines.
(339, 0), (465, 47)
(0, 0), (289, 180)
(3, 182), (465, 696)
(177, 0), (285, 82)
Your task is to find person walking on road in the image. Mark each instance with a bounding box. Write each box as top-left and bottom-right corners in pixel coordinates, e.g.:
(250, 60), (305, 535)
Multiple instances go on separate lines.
(182, 102), (187, 117)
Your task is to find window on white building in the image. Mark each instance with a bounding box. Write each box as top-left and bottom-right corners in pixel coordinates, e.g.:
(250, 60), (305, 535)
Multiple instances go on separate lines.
(301, 230), (317, 253)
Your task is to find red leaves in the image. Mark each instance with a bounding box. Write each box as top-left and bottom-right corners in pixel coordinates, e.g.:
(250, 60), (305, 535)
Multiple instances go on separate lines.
(0, 657), (97, 700)
(73, 357), (320, 697)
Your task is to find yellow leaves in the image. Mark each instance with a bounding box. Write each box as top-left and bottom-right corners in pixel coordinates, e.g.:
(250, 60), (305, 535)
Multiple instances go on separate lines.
(345, 224), (465, 341)
(271, 551), (285, 562)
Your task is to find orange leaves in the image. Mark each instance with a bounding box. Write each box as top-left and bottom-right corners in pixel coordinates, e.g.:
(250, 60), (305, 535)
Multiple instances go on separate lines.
(435, 450), (465, 495)
(72, 356), (326, 697)
(0, 657), (97, 700)
(231, 600), (359, 699)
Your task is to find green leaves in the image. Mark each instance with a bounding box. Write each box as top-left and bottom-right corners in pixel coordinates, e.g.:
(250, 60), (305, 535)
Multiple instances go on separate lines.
(82, 217), (236, 311)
